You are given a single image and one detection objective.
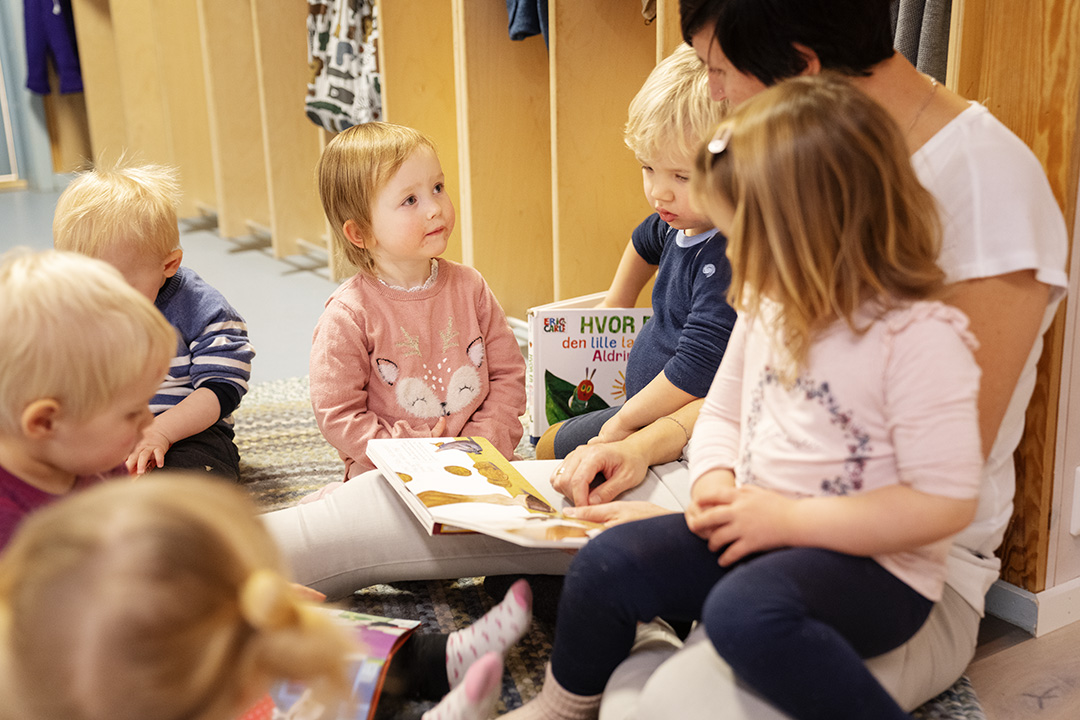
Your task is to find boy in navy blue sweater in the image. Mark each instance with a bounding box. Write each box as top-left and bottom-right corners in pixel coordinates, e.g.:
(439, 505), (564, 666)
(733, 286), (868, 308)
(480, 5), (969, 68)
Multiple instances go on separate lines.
(537, 45), (736, 461)
(54, 162), (255, 481)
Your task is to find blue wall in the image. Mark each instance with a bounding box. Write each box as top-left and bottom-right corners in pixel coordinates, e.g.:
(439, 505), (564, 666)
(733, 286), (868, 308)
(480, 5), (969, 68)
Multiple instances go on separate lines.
(0, 0), (75, 191)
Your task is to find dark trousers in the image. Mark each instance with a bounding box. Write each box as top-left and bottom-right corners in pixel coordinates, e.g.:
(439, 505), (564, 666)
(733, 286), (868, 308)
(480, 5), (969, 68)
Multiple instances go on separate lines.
(550, 514), (932, 720)
(163, 423), (241, 482)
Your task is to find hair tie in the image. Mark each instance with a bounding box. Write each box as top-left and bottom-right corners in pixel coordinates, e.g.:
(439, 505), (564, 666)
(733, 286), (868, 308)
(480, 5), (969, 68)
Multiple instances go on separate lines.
(239, 570), (298, 630)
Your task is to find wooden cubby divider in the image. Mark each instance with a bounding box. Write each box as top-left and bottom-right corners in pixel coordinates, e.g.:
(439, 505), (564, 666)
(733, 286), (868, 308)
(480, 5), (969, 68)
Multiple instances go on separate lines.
(378, 0), (461, 267)
(70, 0), (679, 307)
(448, 0), (551, 320)
(549, 1), (657, 302)
(250, 0), (327, 261)
(108, 0), (172, 170)
(196, 0), (270, 241)
(69, 0), (126, 164)
(151, 0), (215, 219)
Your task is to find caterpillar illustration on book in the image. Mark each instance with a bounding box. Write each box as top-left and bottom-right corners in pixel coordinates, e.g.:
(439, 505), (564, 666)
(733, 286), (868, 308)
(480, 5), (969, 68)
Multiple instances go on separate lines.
(0, 474), (537, 720)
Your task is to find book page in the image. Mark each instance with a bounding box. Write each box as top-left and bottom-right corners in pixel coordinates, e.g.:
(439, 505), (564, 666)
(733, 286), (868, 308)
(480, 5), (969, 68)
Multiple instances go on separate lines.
(367, 437), (603, 548)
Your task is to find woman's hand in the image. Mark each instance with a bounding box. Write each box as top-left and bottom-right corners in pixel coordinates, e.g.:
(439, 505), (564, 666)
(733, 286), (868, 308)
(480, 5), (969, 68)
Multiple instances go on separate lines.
(551, 440), (650, 507)
(563, 500), (675, 526)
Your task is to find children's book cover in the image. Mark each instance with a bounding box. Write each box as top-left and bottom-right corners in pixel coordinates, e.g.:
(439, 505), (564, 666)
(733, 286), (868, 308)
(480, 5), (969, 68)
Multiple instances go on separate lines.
(366, 436), (603, 548)
(525, 292), (651, 442)
(264, 609), (420, 720)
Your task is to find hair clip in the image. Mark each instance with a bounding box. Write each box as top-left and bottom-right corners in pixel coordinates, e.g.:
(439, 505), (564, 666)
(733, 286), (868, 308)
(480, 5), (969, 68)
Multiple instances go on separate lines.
(708, 125), (733, 155)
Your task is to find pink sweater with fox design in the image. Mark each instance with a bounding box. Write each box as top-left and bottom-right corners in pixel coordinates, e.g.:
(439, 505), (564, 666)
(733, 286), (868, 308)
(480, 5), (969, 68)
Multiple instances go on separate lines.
(310, 258), (526, 477)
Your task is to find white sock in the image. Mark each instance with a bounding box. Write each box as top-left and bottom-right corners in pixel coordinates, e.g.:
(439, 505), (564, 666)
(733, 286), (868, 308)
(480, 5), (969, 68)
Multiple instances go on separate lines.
(499, 665), (602, 720)
(423, 652), (503, 720)
(446, 579), (532, 688)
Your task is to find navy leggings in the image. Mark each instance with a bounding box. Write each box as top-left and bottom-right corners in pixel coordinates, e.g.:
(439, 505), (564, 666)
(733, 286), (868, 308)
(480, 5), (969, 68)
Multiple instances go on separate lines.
(550, 514), (932, 720)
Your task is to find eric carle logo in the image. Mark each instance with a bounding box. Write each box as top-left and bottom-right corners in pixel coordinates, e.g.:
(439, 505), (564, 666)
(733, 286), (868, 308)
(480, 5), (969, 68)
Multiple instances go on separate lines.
(543, 317), (566, 333)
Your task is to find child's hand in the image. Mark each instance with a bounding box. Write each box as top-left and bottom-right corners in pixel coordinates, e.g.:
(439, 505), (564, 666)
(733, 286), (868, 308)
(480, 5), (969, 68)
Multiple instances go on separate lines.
(689, 485), (797, 566)
(593, 413), (635, 444)
(291, 583), (327, 603)
(685, 472), (736, 539)
(125, 428), (171, 476)
(431, 416), (448, 437)
(563, 500), (675, 527)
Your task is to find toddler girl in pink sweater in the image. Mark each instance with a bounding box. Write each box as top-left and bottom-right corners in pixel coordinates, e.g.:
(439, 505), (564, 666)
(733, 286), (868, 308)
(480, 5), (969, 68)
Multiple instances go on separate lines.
(310, 123), (526, 478)
(260, 125), (568, 599)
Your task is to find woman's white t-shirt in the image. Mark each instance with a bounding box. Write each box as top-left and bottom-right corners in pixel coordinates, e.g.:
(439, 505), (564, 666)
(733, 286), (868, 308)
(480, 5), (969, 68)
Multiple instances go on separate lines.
(910, 102), (1068, 613)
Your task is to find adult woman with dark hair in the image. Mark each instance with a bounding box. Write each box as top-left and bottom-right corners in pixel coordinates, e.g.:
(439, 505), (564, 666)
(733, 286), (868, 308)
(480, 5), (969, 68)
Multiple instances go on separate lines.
(548, 2), (1067, 716)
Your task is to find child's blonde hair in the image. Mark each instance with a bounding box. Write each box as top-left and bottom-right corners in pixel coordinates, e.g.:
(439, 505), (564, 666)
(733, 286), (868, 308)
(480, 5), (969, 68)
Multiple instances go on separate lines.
(53, 159), (182, 261)
(0, 249), (176, 434)
(625, 44), (727, 162)
(0, 474), (352, 720)
(692, 73), (944, 374)
(318, 122), (438, 275)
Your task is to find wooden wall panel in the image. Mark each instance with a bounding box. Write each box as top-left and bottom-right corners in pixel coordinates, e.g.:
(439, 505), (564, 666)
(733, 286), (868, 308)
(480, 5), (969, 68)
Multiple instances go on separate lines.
(109, 0), (171, 166)
(250, 0), (325, 259)
(151, 0), (215, 218)
(41, 81), (92, 172)
(451, 1), (551, 320)
(949, 0), (1080, 592)
(69, 0), (125, 162)
(196, 0), (270, 239)
(377, 0), (462, 264)
(656, 0), (685, 62)
(550, 0), (656, 301)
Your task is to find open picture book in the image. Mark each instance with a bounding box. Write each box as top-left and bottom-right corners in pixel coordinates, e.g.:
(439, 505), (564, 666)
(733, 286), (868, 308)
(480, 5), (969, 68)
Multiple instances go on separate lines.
(366, 436), (605, 548)
(267, 609), (420, 720)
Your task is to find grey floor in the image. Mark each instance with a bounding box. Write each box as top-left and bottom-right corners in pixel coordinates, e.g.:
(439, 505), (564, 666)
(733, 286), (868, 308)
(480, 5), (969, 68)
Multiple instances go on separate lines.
(0, 186), (338, 384)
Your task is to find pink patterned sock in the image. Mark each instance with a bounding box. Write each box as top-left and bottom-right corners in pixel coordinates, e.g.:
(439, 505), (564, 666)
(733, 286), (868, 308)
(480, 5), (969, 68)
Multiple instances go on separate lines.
(423, 652), (503, 720)
(445, 579), (532, 688)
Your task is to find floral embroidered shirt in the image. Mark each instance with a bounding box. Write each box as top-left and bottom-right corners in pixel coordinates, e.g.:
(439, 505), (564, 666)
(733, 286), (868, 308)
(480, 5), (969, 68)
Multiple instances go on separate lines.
(689, 300), (984, 601)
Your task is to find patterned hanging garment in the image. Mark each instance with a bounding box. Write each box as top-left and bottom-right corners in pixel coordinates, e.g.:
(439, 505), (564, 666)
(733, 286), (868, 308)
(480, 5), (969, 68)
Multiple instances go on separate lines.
(306, 0), (382, 132)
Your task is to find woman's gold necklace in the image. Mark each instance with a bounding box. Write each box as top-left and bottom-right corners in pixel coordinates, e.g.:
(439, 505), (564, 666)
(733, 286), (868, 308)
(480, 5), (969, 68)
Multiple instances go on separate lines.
(907, 76), (939, 134)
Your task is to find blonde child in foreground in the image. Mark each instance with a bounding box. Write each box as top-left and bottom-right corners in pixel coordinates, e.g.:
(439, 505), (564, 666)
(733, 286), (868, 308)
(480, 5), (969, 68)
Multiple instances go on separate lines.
(310, 122), (527, 479)
(0, 475), (531, 720)
(505, 74), (983, 720)
(0, 248), (175, 551)
(53, 161), (255, 481)
(537, 45), (735, 480)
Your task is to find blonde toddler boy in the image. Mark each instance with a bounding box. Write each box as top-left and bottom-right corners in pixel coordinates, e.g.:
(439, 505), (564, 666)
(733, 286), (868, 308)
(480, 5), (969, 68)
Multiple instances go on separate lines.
(538, 45), (736, 463)
(0, 249), (176, 549)
(53, 162), (255, 481)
